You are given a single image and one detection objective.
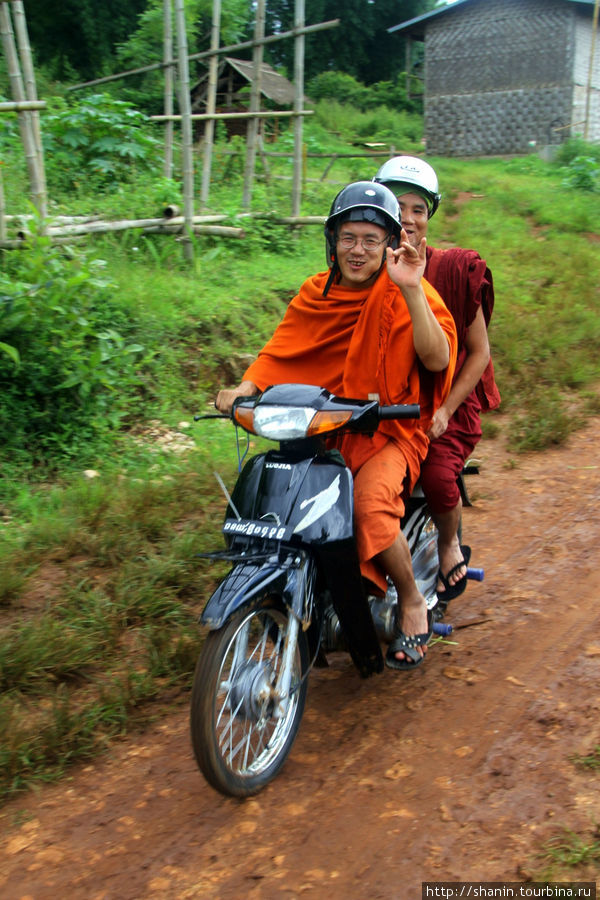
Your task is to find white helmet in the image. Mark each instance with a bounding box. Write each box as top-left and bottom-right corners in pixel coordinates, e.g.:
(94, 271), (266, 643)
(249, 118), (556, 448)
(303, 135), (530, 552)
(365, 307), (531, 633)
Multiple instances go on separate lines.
(373, 155), (441, 218)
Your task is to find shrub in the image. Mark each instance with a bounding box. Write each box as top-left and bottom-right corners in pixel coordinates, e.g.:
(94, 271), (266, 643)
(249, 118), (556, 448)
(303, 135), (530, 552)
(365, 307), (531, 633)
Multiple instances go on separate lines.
(0, 226), (147, 462)
(312, 99), (422, 150)
(307, 72), (422, 114)
(560, 155), (599, 192)
(553, 136), (600, 167)
(42, 93), (162, 193)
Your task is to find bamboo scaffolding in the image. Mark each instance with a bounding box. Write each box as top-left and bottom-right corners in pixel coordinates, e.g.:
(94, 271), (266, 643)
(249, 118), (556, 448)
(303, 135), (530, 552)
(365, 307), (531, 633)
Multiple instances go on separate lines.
(0, 164), (5, 242)
(6, 214), (102, 224)
(151, 110), (313, 121)
(174, 0), (194, 260)
(292, 0), (306, 218)
(163, 0), (175, 178)
(0, 99), (45, 111)
(260, 149), (393, 158)
(0, 225), (243, 249)
(242, 0), (266, 210)
(38, 214), (229, 236)
(0, 2), (46, 218)
(256, 133), (271, 185)
(2, 213), (327, 247)
(66, 20), (340, 92)
(200, 0), (222, 210)
(12, 0), (46, 208)
(0, 4), (342, 237)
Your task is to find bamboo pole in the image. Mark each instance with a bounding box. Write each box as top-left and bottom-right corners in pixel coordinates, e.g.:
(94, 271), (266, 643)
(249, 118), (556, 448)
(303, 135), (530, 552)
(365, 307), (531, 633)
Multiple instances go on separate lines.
(258, 148), (391, 158)
(242, 0), (265, 210)
(0, 99), (46, 111)
(256, 133), (271, 185)
(200, 0), (222, 210)
(6, 214), (102, 224)
(0, 164), (6, 242)
(12, 0), (46, 212)
(174, 0), (194, 261)
(584, 0), (600, 140)
(163, 0), (175, 178)
(3, 214), (327, 247)
(66, 20), (340, 91)
(292, 0), (306, 218)
(0, 2), (45, 218)
(151, 109), (313, 121)
(16, 214), (229, 238)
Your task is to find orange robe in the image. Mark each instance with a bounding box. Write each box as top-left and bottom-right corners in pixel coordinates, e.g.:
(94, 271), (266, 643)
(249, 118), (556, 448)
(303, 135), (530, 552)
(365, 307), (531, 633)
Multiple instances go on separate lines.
(244, 267), (457, 591)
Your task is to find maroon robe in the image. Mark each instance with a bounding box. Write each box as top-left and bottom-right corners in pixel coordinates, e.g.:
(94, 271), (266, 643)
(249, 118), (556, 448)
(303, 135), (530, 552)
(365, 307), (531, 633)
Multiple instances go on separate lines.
(419, 246), (501, 514)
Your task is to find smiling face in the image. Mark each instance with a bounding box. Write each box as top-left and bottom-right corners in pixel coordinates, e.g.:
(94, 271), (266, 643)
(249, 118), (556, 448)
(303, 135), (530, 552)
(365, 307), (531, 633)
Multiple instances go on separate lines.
(394, 191), (430, 249)
(335, 221), (389, 289)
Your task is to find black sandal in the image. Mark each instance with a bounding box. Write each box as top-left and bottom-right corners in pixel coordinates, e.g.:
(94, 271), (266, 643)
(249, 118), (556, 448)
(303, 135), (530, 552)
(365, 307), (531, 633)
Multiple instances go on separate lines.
(385, 610), (433, 671)
(436, 545), (471, 606)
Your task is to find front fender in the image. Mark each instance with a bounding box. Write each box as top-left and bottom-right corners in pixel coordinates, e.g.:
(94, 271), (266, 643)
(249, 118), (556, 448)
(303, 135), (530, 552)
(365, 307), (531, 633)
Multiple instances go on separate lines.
(200, 561), (289, 629)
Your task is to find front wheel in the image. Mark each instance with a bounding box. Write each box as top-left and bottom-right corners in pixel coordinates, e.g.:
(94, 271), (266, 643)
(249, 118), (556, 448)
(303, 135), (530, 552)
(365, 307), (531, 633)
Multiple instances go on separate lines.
(190, 597), (309, 797)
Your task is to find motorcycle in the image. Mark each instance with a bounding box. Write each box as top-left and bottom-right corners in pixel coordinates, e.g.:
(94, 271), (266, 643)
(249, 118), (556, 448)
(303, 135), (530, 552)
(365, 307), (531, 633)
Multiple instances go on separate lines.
(190, 383), (482, 797)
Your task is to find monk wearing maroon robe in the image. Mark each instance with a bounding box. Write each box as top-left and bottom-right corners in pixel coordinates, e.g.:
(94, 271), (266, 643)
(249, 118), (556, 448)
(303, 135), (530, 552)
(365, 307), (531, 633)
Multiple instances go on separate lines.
(375, 157), (500, 607)
(217, 182), (457, 668)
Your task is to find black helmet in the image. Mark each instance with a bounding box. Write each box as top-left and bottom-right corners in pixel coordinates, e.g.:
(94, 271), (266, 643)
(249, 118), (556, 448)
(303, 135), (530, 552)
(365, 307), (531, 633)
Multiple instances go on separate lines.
(325, 181), (401, 241)
(323, 182), (401, 295)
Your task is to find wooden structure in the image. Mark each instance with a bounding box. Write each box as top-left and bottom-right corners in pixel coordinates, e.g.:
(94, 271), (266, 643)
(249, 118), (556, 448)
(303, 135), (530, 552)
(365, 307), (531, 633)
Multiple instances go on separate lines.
(191, 57), (301, 138)
(390, 0), (600, 156)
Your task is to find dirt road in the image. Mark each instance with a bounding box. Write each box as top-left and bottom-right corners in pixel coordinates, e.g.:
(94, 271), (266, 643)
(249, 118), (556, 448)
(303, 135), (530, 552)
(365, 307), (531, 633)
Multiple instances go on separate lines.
(1, 418), (599, 899)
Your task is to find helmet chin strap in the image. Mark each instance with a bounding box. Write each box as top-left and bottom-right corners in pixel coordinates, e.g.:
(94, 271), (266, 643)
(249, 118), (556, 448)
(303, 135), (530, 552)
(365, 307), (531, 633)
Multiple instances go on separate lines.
(322, 260), (338, 297)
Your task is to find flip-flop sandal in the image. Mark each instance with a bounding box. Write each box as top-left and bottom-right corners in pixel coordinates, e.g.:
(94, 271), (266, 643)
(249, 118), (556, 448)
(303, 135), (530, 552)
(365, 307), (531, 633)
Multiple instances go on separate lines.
(385, 610), (433, 671)
(436, 544), (471, 605)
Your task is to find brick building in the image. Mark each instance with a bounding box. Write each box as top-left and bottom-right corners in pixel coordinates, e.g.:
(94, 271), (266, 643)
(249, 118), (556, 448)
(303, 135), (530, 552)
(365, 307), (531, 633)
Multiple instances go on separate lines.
(390, 0), (600, 156)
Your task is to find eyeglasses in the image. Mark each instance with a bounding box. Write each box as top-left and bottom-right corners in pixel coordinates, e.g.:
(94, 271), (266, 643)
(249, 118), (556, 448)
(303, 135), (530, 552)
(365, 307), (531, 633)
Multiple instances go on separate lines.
(337, 233), (389, 252)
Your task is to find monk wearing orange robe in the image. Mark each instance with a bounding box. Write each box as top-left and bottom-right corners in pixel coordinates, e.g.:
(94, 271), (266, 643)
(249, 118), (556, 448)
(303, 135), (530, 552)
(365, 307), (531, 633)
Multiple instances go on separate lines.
(217, 182), (457, 669)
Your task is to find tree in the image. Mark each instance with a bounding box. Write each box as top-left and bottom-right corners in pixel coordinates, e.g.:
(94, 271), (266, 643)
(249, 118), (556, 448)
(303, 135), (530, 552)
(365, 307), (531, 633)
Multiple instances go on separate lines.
(113, 0), (252, 111)
(23, 0), (148, 80)
(265, 0), (437, 85)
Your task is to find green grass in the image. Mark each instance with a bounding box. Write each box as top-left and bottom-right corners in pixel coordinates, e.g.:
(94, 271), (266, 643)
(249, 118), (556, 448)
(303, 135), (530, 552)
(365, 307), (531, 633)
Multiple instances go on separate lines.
(1, 109), (600, 801)
(0, 445), (236, 800)
(537, 827), (600, 880)
(530, 746), (600, 881)
(571, 746), (600, 770)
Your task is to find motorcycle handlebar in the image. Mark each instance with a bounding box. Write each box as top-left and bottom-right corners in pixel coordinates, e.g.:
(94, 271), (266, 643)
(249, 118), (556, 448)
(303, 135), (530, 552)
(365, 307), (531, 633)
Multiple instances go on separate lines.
(378, 404), (420, 420)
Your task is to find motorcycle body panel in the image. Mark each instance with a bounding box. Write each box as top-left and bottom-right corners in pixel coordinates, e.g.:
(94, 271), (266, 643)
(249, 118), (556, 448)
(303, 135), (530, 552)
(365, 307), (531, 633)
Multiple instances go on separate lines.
(201, 561), (289, 629)
(227, 449), (354, 544)
(203, 447), (383, 676)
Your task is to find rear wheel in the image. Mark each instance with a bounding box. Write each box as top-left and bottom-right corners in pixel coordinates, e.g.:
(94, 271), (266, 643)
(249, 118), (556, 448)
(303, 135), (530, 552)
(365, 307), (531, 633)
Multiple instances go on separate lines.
(190, 597), (308, 797)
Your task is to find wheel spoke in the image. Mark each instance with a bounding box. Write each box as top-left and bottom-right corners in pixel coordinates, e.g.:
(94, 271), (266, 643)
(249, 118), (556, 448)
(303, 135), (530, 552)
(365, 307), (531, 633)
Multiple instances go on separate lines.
(191, 597), (309, 795)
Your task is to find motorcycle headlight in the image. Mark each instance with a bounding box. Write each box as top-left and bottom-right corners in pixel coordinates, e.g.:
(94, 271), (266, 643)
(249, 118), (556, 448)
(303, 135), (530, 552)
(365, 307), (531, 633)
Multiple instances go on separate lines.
(252, 405), (315, 440)
(234, 405), (352, 440)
